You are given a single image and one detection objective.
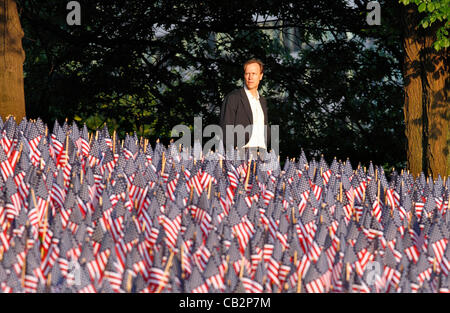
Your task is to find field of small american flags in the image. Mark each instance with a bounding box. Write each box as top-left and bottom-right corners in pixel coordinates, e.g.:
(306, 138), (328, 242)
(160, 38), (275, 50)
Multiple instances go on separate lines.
(0, 116), (449, 293)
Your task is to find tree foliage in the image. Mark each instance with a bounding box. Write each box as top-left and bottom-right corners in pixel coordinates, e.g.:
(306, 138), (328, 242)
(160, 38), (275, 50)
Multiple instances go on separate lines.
(399, 0), (450, 50)
(16, 0), (407, 169)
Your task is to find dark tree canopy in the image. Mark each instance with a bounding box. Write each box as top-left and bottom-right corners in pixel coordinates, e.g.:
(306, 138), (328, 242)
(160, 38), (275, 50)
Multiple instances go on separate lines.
(17, 0), (407, 169)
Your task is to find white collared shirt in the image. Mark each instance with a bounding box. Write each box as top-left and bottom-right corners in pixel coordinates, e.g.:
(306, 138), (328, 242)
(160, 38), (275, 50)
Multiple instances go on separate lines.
(243, 86), (266, 149)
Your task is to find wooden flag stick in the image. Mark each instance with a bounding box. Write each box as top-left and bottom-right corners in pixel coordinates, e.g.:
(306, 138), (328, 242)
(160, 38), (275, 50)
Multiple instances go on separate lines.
(292, 206), (296, 224)
(161, 152), (166, 175)
(296, 271), (302, 293)
(239, 256), (245, 278)
(224, 255), (230, 275)
(408, 208), (413, 229)
(5, 219), (11, 234)
(189, 185), (194, 203)
(207, 179), (213, 200)
(156, 250), (175, 293)
(141, 216), (146, 233)
(40, 201), (50, 258)
(46, 273), (52, 291)
(126, 270), (133, 293)
(11, 143), (23, 172)
(340, 182), (343, 202)
(113, 130), (116, 154)
(30, 188), (38, 211)
(377, 180), (381, 202)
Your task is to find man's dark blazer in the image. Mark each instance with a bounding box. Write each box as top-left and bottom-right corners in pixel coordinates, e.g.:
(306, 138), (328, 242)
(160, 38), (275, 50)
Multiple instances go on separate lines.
(220, 88), (270, 150)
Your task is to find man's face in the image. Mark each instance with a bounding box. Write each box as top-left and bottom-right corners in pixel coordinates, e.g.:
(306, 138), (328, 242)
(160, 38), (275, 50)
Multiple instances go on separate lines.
(244, 63), (263, 90)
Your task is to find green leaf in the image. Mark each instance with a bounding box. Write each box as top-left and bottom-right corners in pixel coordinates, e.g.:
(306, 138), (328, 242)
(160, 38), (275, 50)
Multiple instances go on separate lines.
(434, 42), (441, 51)
(422, 20), (429, 28)
(443, 38), (450, 48)
(427, 3), (435, 12)
(418, 3), (427, 12)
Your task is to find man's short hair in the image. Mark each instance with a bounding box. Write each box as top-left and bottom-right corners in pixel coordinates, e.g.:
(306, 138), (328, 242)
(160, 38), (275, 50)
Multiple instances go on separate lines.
(243, 58), (264, 74)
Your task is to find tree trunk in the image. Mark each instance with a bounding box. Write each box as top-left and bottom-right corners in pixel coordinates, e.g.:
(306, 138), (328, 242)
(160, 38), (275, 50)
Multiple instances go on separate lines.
(422, 24), (449, 179)
(0, 0), (26, 122)
(401, 4), (424, 178)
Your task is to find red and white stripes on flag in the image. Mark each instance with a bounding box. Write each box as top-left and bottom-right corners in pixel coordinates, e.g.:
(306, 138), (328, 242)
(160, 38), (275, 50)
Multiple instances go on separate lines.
(28, 135), (43, 167)
(159, 214), (182, 251)
(432, 238), (448, 266)
(0, 155), (14, 181)
(241, 277), (263, 293)
(386, 189), (400, 210)
(87, 249), (111, 283)
(372, 199), (382, 222)
(41, 238), (60, 276)
(193, 245), (211, 272)
(404, 245), (420, 264)
(181, 240), (193, 276)
(232, 216), (255, 254)
(147, 267), (170, 291)
(206, 272), (225, 291)
(305, 276), (325, 293)
(189, 205), (212, 238)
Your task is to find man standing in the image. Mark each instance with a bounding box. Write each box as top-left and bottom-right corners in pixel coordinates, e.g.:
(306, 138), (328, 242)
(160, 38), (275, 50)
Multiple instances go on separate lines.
(220, 59), (270, 157)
